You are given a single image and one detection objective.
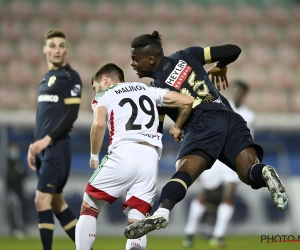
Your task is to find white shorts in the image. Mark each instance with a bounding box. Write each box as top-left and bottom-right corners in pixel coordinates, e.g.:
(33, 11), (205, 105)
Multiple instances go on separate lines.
(199, 160), (240, 190)
(85, 142), (159, 215)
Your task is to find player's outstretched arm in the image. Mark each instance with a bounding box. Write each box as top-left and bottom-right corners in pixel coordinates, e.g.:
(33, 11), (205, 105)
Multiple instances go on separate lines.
(162, 91), (193, 142)
(206, 45), (241, 91)
(90, 106), (106, 169)
(209, 44), (241, 67)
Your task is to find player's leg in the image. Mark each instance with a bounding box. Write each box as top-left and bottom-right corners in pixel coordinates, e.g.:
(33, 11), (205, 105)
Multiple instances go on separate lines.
(35, 154), (58, 250)
(182, 196), (206, 248)
(34, 190), (55, 250)
(75, 194), (107, 250)
(209, 182), (236, 248)
(224, 111), (288, 211)
(123, 143), (159, 245)
(209, 163), (238, 248)
(124, 153), (209, 239)
(51, 139), (78, 242)
(52, 194), (77, 242)
(235, 147), (288, 211)
(125, 208), (148, 250)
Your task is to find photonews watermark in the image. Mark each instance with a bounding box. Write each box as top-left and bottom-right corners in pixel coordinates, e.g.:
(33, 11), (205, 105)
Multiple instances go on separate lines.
(261, 235), (300, 243)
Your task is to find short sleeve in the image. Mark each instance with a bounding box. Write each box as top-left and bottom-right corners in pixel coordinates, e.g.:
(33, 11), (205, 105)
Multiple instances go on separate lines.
(148, 86), (169, 107)
(91, 92), (109, 112)
(184, 46), (206, 65)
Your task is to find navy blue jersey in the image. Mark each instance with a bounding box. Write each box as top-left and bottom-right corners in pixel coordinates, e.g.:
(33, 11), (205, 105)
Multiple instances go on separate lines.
(151, 47), (233, 130)
(34, 64), (82, 140)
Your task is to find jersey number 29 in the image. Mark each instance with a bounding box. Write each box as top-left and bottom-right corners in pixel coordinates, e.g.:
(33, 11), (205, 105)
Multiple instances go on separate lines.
(119, 95), (155, 130)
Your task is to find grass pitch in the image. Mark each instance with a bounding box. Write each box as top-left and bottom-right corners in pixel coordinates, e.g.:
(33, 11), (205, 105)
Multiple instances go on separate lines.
(1, 236), (300, 250)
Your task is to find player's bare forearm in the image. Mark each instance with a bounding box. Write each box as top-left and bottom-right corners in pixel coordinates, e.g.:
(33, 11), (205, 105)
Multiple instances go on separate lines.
(163, 90), (194, 110)
(170, 105), (192, 141)
(174, 105), (192, 130)
(90, 122), (105, 155)
(90, 106), (107, 155)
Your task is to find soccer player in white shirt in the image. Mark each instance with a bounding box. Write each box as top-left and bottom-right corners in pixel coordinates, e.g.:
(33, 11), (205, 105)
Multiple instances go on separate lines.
(75, 63), (193, 250)
(183, 80), (255, 248)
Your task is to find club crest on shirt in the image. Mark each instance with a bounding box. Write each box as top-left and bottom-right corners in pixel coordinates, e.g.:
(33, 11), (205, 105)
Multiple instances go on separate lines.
(48, 76), (56, 87)
(165, 60), (192, 90)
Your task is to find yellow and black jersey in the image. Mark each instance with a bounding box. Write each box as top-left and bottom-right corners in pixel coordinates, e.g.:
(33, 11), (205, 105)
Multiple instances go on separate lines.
(151, 45), (240, 131)
(34, 64), (82, 141)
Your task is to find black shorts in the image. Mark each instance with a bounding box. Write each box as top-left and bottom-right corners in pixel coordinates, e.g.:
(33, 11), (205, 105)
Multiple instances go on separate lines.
(177, 110), (263, 172)
(36, 138), (71, 194)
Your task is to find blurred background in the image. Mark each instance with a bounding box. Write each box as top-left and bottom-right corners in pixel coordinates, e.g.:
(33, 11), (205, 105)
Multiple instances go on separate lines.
(0, 0), (299, 242)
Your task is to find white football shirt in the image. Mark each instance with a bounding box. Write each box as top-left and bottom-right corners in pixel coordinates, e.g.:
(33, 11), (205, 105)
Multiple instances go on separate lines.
(91, 82), (169, 157)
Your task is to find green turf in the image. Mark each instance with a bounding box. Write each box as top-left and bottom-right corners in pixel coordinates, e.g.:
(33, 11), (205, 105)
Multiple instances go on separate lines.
(1, 236), (300, 250)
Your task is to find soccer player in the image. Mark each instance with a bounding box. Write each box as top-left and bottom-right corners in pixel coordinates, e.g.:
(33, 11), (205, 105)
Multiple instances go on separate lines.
(27, 28), (82, 250)
(74, 63), (193, 250)
(183, 80), (255, 248)
(124, 31), (288, 239)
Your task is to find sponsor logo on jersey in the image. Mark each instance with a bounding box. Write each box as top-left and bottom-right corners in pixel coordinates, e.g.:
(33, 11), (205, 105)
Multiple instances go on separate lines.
(71, 84), (81, 96)
(165, 60), (192, 90)
(47, 76), (56, 87)
(38, 94), (59, 103)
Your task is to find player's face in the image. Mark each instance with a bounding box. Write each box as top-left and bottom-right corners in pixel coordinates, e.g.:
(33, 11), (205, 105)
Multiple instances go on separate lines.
(131, 48), (154, 78)
(43, 37), (67, 68)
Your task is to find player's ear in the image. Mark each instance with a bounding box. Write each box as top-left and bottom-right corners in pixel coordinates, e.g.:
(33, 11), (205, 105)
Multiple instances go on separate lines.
(149, 56), (156, 65)
(43, 45), (47, 54)
(102, 75), (108, 85)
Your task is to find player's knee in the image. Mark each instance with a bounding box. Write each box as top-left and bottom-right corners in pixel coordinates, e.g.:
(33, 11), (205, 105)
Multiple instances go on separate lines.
(34, 192), (52, 210)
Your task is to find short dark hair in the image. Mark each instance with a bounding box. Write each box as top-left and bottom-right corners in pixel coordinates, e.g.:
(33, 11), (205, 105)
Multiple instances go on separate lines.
(232, 80), (249, 93)
(44, 28), (66, 42)
(131, 31), (164, 57)
(91, 63), (125, 85)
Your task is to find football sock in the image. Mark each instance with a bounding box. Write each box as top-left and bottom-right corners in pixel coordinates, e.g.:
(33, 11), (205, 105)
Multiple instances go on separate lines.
(247, 163), (267, 189)
(75, 215), (97, 250)
(158, 171), (192, 211)
(212, 203), (234, 238)
(38, 209), (54, 250)
(184, 199), (206, 235)
(55, 207), (78, 242)
(75, 205), (99, 250)
(125, 235), (147, 250)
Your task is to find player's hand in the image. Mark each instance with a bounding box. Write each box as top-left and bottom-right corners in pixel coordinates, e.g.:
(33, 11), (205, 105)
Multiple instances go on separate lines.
(89, 159), (99, 169)
(207, 65), (228, 91)
(29, 135), (52, 156)
(169, 127), (183, 142)
(27, 145), (36, 171)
